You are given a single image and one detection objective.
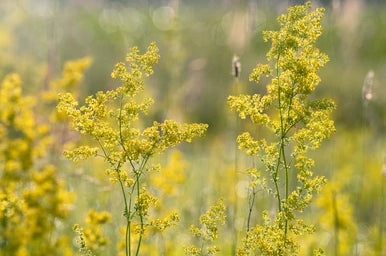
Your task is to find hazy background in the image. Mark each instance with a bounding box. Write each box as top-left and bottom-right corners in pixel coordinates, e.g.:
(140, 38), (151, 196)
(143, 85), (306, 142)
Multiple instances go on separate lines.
(1, 0), (385, 135)
(0, 1), (385, 254)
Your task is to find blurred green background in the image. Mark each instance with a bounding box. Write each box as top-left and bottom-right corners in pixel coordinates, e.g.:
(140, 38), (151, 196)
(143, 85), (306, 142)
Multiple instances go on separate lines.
(0, 0), (385, 255)
(1, 0), (385, 133)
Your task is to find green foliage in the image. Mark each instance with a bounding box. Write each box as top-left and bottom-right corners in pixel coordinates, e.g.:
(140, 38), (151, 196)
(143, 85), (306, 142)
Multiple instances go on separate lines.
(228, 2), (335, 255)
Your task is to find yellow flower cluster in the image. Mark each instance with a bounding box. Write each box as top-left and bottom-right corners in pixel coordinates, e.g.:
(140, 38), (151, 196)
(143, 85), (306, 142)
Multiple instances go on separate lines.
(238, 211), (297, 256)
(150, 150), (187, 196)
(42, 57), (92, 124)
(57, 45), (207, 167)
(0, 74), (73, 254)
(73, 209), (112, 255)
(43, 57), (92, 102)
(185, 199), (226, 255)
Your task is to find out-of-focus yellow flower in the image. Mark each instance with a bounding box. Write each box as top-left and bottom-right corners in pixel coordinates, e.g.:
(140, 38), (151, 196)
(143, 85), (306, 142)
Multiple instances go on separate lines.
(151, 150), (187, 196)
(0, 73), (73, 254)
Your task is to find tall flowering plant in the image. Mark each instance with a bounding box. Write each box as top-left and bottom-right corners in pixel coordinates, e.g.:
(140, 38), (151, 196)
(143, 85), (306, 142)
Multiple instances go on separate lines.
(58, 42), (208, 256)
(228, 2), (336, 255)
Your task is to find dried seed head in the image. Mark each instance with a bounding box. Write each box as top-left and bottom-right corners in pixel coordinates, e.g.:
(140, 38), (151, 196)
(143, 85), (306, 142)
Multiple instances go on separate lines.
(362, 70), (374, 102)
(232, 55), (241, 79)
(382, 156), (386, 177)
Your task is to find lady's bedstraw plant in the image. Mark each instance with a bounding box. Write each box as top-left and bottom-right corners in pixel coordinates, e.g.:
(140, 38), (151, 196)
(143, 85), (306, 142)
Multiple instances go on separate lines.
(57, 42), (208, 256)
(228, 2), (335, 255)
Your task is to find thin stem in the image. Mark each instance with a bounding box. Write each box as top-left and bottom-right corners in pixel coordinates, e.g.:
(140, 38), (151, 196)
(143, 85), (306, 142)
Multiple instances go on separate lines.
(200, 240), (205, 255)
(134, 174), (143, 256)
(134, 155), (150, 256)
(96, 138), (110, 162)
(115, 93), (133, 256)
(246, 186), (257, 232)
(281, 85), (296, 240)
(118, 174), (130, 256)
(281, 140), (289, 238)
(272, 164), (282, 212)
(127, 169), (137, 256)
(273, 52), (283, 213)
(275, 49), (291, 242)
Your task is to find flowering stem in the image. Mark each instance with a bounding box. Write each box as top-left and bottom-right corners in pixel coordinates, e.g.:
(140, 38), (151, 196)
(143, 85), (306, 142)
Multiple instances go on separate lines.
(134, 155), (150, 256)
(134, 173), (142, 256)
(117, 171), (130, 256)
(127, 169), (137, 256)
(280, 139), (289, 239)
(273, 52), (283, 213)
(275, 49), (291, 241)
(247, 187), (257, 232)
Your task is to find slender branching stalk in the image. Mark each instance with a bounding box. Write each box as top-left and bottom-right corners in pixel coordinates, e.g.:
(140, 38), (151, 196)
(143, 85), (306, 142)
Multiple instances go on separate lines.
(246, 186), (257, 232)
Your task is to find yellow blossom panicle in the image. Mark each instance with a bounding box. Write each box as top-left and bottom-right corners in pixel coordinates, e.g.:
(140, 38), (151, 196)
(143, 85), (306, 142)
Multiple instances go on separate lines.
(73, 210), (112, 255)
(228, 2), (335, 255)
(57, 42), (208, 255)
(42, 57), (92, 125)
(184, 199), (226, 255)
(73, 224), (95, 256)
(43, 57), (92, 103)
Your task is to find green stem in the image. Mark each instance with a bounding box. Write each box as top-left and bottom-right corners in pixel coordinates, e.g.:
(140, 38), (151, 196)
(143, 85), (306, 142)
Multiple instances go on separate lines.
(98, 132), (130, 255)
(116, 93), (132, 256)
(280, 138), (289, 239)
(200, 240), (206, 255)
(283, 85), (295, 217)
(272, 163), (282, 212)
(276, 50), (291, 242)
(134, 174), (143, 256)
(118, 174), (130, 256)
(247, 187), (257, 232)
(273, 52), (283, 213)
(127, 170), (137, 256)
(134, 155), (150, 256)
(280, 87), (293, 239)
